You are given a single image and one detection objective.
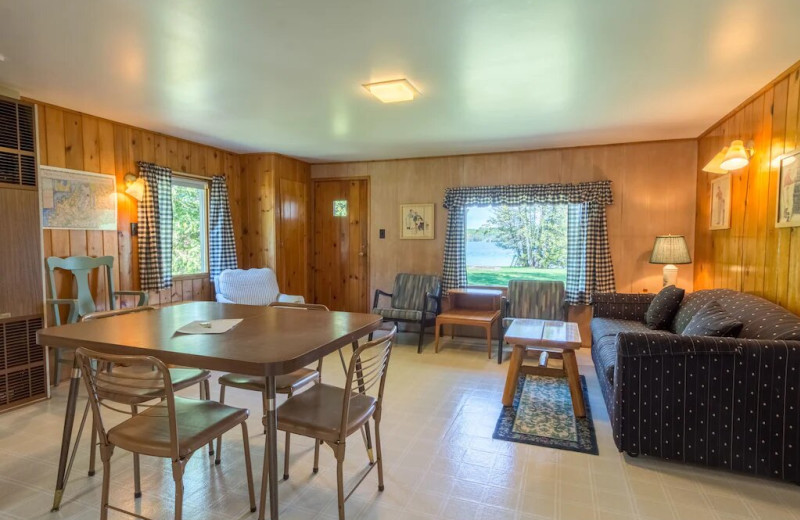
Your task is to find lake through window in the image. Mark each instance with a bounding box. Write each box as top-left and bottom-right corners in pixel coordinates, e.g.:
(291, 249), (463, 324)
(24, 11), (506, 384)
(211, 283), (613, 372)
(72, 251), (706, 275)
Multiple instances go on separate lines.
(466, 204), (568, 286)
(172, 177), (208, 276)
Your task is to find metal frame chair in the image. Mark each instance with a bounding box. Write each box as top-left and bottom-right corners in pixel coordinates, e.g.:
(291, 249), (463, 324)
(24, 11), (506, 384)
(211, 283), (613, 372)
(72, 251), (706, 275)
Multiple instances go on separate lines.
(371, 274), (441, 353)
(76, 346), (256, 520)
(277, 328), (396, 520)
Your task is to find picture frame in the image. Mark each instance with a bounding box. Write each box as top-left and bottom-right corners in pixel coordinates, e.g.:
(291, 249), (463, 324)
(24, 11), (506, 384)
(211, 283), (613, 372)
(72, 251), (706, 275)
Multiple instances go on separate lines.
(400, 203), (434, 239)
(709, 175), (731, 230)
(776, 150), (800, 228)
(39, 165), (118, 230)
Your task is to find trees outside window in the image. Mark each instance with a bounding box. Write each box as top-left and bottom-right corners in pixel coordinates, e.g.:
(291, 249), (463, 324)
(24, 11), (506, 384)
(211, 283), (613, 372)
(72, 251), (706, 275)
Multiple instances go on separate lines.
(172, 178), (208, 276)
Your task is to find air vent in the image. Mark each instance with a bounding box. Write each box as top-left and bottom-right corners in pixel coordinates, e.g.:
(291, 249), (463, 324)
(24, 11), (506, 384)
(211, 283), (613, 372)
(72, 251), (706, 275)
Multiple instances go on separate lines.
(0, 316), (47, 412)
(0, 97), (37, 188)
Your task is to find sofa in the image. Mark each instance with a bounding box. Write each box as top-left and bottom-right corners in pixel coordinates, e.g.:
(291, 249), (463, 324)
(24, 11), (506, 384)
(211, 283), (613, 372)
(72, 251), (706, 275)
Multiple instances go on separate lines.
(215, 268), (304, 305)
(591, 288), (800, 483)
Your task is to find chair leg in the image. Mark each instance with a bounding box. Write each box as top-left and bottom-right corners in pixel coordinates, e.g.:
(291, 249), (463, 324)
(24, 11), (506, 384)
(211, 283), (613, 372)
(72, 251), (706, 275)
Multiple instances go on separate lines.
(172, 461), (184, 520)
(283, 389), (292, 480)
(215, 384), (226, 465)
(313, 439), (320, 474)
(486, 325), (492, 359)
(241, 422), (257, 513)
(88, 417), (97, 476)
(417, 321), (425, 353)
(99, 446), (114, 520)
(375, 419), (385, 492)
(368, 332), (374, 341)
(202, 379), (214, 456)
(335, 446), (346, 520)
(53, 348), (61, 387)
(131, 405), (142, 499)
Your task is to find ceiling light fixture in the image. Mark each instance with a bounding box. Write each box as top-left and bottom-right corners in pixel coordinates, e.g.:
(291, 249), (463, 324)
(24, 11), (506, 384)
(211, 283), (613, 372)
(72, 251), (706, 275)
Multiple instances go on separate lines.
(363, 79), (420, 103)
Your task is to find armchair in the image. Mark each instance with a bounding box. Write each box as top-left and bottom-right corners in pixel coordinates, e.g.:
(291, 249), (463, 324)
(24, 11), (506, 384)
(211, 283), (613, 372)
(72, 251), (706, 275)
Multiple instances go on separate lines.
(214, 268), (304, 305)
(371, 273), (442, 353)
(45, 255), (149, 385)
(499, 280), (566, 363)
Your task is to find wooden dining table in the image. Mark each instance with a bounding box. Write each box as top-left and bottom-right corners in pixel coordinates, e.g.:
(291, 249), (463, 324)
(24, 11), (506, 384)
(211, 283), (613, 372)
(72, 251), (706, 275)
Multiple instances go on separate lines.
(37, 301), (383, 520)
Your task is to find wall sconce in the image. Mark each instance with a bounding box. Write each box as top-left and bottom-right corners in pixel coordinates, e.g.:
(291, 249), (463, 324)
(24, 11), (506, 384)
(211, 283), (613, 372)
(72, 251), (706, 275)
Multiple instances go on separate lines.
(702, 139), (755, 173)
(123, 173), (145, 201)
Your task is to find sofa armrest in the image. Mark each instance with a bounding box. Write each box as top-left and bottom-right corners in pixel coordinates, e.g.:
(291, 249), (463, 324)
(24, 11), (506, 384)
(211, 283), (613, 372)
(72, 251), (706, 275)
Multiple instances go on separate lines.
(373, 289), (392, 309)
(216, 294), (234, 304)
(611, 332), (800, 477)
(591, 292), (654, 321)
(114, 290), (149, 307)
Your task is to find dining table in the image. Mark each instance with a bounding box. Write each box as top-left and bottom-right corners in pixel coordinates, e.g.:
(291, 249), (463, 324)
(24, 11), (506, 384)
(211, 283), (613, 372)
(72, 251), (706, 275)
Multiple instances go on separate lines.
(37, 301), (383, 520)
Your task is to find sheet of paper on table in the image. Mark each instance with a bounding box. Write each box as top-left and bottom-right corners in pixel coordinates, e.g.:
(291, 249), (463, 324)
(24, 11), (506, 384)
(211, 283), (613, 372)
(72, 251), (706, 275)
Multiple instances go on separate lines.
(177, 319), (243, 334)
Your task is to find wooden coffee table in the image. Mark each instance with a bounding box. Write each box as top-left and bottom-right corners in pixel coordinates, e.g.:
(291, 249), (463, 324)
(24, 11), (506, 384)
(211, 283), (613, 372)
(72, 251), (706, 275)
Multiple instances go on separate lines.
(501, 319), (584, 417)
(434, 308), (501, 358)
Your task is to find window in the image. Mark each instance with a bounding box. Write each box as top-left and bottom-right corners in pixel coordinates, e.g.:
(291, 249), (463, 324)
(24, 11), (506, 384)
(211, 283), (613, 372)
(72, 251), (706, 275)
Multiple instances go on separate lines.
(465, 204), (568, 286)
(172, 177), (208, 276)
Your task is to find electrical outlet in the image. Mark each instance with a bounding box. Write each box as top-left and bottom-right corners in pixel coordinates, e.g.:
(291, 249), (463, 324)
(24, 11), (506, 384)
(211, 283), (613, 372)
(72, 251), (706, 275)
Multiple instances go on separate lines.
(379, 229), (386, 239)
(131, 222), (138, 236)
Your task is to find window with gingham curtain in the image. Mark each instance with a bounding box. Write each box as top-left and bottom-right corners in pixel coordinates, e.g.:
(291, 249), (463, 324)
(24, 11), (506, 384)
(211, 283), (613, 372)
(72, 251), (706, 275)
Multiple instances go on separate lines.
(136, 161), (173, 291)
(209, 175), (238, 282)
(441, 181), (615, 304)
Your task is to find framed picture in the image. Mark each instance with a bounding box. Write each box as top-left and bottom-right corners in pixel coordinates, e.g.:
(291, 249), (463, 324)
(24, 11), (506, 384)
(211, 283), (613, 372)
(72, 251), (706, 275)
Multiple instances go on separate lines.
(400, 203), (434, 239)
(39, 166), (118, 230)
(709, 175), (731, 230)
(776, 150), (800, 228)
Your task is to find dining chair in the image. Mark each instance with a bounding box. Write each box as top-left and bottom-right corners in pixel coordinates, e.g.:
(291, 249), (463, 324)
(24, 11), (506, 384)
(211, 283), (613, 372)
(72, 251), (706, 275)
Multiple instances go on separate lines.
(46, 255), (149, 385)
(215, 301), (331, 480)
(75, 346), (256, 520)
(81, 306), (214, 497)
(277, 328), (396, 520)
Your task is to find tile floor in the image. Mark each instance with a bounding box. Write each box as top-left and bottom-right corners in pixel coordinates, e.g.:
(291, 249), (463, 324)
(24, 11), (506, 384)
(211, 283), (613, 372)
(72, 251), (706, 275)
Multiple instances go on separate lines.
(0, 333), (798, 520)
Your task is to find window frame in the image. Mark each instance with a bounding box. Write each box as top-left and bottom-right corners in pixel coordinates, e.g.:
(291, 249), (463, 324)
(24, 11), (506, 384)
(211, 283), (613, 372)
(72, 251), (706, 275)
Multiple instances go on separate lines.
(171, 174), (210, 279)
(464, 203), (568, 288)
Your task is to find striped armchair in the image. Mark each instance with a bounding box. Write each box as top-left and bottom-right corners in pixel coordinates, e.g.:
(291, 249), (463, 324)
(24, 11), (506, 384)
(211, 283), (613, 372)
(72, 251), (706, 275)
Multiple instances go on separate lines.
(215, 268), (304, 305)
(499, 280), (566, 363)
(372, 273), (442, 353)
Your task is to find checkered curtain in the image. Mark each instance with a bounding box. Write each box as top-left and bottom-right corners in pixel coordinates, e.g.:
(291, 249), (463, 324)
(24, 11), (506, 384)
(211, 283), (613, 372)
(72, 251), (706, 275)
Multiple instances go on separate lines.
(136, 162), (173, 291)
(209, 175), (238, 281)
(441, 181), (615, 304)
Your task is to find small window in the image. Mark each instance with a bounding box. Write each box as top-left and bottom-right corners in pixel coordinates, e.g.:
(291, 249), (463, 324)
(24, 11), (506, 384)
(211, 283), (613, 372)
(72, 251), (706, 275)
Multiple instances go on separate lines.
(333, 200), (348, 217)
(172, 177), (208, 276)
(465, 204), (568, 286)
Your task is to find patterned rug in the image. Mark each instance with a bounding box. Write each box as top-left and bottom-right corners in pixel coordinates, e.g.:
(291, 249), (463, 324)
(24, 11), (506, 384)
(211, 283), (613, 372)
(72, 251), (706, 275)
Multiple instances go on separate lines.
(493, 374), (598, 455)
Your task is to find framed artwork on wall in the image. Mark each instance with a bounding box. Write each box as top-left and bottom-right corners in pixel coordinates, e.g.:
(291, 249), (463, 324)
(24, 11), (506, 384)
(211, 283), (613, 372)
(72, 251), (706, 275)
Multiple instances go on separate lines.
(776, 150), (800, 228)
(39, 166), (117, 230)
(400, 203), (434, 239)
(709, 175), (731, 230)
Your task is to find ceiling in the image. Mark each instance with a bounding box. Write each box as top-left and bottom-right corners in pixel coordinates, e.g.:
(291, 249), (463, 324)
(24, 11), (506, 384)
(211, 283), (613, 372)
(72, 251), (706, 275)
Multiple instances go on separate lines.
(1, 1), (799, 163)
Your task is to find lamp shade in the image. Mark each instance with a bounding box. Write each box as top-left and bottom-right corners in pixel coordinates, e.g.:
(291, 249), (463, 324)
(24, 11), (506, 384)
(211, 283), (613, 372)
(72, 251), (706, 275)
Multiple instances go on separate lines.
(649, 235), (691, 265)
(125, 177), (145, 201)
(719, 139), (749, 170)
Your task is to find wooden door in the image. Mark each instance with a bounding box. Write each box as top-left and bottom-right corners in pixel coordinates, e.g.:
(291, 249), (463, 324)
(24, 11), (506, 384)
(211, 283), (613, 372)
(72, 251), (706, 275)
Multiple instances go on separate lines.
(277, 178), (308, 299)
(312, 178), (369, 312)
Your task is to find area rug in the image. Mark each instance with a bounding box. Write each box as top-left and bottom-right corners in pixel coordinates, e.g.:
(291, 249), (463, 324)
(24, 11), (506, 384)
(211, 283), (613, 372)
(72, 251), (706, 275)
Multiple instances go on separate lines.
(493, 374), (598, 455)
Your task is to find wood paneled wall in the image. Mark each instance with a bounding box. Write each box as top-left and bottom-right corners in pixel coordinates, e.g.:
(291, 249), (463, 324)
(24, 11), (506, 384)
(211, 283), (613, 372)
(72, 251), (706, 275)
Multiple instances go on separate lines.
(312, 140), (699, 300)
(239, 153), (311, 299)
(34, 102), (242, 312)
(694, 61), (800, 315)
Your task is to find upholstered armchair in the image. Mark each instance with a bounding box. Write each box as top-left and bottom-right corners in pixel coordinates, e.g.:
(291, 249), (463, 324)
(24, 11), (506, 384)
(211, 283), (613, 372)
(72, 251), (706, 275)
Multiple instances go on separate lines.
(499, 280), (566, 363)
(372, 273), (442, 353)
(215, 268), (304, 305)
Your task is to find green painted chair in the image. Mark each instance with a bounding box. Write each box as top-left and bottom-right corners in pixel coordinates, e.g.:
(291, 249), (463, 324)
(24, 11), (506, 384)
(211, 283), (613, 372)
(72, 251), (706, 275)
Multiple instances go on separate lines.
(499, 280), (566, 364)
(46, 255), (149, 385)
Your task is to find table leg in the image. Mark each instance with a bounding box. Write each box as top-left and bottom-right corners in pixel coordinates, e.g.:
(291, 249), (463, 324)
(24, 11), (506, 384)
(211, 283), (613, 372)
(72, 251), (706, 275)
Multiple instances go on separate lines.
(496, 317), (503, 365)
(434, 320), (441, 353)
(485, 325), (492, 359)
(260, 376), (279, 520)
(501, 345), (524, 406)
(52, 357), (82, 511)
(562, 350), (586, 418)
(352, 340), (374, 464)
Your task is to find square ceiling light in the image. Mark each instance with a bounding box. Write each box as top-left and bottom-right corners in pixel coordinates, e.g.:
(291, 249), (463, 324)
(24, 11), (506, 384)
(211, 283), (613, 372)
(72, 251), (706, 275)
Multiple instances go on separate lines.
(363, 79), (420, 103)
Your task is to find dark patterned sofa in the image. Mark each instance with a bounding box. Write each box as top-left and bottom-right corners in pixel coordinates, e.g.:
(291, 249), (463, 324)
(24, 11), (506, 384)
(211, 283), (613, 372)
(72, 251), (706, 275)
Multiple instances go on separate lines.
(591, 289), (800, 483)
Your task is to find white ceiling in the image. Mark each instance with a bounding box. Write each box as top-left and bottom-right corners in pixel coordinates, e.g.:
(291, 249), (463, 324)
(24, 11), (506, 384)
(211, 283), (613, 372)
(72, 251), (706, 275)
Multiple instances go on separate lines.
(1, 1), (798, 163)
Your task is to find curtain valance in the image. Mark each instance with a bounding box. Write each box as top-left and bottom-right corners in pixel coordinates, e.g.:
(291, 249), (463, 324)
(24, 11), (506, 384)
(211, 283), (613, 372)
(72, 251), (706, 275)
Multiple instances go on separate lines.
(442, 180), (613, 209)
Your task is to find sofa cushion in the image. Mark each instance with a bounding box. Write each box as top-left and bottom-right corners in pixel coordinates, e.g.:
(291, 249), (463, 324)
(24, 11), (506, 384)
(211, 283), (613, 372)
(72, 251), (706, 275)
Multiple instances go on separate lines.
(390, 273), (440, 311)
(681, 300), (743, 337)
(590, 318), (672, 385)
(672, 289), (800, 340)
(645, 285), (685, 330)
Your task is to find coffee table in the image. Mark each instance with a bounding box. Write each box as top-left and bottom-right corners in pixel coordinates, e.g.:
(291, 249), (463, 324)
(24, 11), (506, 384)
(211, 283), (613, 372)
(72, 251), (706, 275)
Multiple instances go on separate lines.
(501, 319), (584, 417)
(434, 308), (501, 357)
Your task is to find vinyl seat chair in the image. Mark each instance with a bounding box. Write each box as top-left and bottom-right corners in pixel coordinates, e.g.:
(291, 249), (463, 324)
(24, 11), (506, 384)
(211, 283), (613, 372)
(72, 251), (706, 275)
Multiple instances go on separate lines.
(76, 347), (256, 520)
(371, 273), (441, 352)
(277, 328), (396, 520)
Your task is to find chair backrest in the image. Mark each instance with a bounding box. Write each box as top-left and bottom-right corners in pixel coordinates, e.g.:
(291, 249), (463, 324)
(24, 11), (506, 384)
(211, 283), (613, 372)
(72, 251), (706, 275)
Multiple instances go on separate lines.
(75, 347), (180, 460)
(507, 280), (565, 321)
(217, 268), (280, 305)
(46, 255), (116, 324)
(339, 328), (396, 440)
(390, 273), (441, 311)
(82, 306), (157, 322)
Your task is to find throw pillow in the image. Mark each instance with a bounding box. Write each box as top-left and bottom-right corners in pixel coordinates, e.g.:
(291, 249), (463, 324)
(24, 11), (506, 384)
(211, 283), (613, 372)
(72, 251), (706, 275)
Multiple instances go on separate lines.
(645, 285), (685, 330)
(681, 300), (744, 337)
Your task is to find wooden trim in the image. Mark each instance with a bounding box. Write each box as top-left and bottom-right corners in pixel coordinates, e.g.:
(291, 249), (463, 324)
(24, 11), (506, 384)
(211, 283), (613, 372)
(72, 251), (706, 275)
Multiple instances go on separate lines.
(172, 273), (210, 282)
(0, 184), (37, 192)
(698, 58), (800, 139)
